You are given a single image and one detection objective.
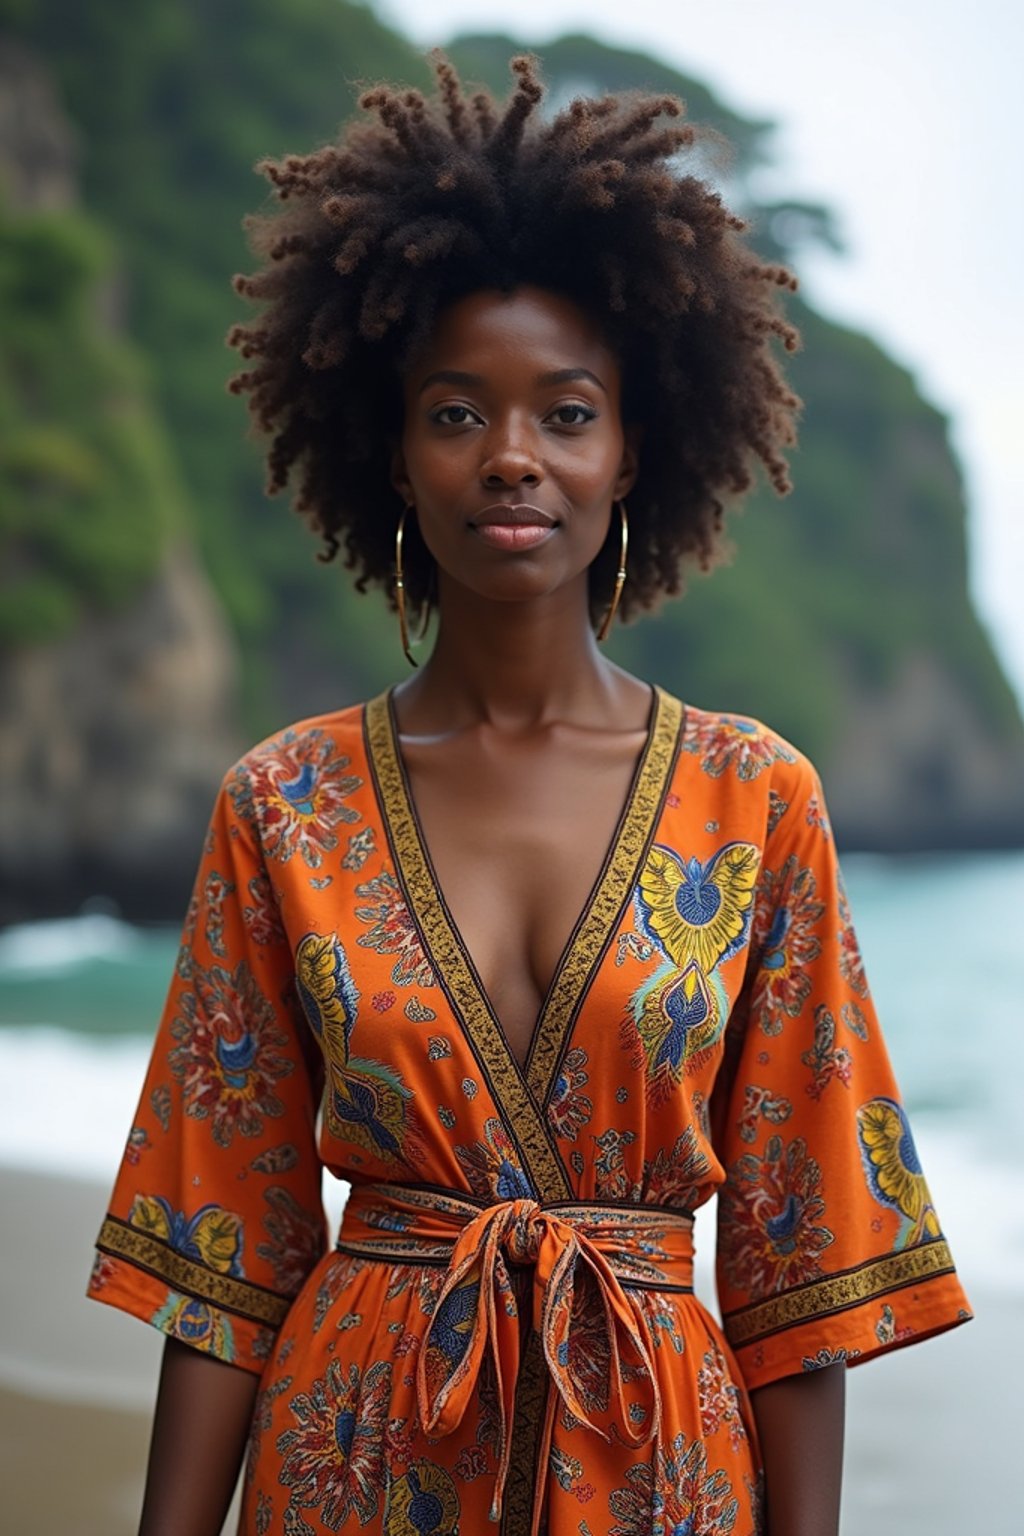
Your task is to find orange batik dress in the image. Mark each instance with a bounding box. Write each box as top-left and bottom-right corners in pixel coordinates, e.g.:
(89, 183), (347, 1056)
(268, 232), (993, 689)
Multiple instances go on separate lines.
(89, 688), (972, 1536)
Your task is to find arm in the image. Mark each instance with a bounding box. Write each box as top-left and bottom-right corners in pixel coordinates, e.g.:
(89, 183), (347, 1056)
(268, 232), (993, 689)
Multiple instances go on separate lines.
(750, 1359), (845, 1536)
(86, 762), (329, 1526)
(711, 748), (970, 1530)
(139, 1338), (260, 1536)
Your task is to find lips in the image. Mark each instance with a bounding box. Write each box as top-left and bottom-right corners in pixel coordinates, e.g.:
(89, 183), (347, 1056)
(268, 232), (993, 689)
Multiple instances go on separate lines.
(470, 503), (557, 529)
(468, 502), (559, 553)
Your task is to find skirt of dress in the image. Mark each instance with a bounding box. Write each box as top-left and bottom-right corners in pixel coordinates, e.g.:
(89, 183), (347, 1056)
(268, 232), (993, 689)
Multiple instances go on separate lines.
(240, 1244), (764, 1536)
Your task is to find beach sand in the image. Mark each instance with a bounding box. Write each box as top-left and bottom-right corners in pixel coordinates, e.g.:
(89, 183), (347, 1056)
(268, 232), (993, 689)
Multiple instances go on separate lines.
(0, 1163), (1007, 1535)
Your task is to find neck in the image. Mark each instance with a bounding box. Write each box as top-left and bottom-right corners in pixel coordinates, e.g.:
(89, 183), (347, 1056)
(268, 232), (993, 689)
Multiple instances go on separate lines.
(394, 572), (626, 733)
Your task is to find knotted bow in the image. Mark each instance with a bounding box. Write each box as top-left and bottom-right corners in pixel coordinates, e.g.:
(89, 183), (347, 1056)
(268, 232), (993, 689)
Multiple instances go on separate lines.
(337, 1182), (695, 1533)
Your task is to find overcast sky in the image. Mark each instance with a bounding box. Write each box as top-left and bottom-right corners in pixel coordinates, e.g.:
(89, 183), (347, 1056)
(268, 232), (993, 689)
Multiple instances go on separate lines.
(379, 0), (1024, 705)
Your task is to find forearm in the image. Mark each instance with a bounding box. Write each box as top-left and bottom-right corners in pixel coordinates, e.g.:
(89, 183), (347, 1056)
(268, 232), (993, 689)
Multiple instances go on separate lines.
(749, 1359), (845, 1536)
(138, 1337), (261, 1536)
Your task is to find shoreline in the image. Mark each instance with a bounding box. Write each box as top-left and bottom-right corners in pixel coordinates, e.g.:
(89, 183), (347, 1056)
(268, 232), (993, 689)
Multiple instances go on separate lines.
(0, 1162), (1010, 1534)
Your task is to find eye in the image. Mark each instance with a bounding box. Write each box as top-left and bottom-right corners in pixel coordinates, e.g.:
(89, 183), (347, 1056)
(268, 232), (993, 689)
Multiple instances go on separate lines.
(430, 403), (480, 426)
(547, 402), (599, 427)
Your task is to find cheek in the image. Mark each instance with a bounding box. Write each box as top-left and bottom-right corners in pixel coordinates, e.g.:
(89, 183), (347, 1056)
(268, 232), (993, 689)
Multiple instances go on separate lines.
(400, 431), (469, 500)
(559, 435), (626, 504)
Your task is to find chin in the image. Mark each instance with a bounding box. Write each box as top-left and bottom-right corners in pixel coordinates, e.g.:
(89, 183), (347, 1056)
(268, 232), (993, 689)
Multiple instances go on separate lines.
(439, 562), (577, 612)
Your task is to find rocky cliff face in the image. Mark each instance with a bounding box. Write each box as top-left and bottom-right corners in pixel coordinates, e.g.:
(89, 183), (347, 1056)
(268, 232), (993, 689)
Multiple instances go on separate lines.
(0, 41), (241, 922)
(824, 651), (1024, 851)
(0, 542), (241, 922)
(0, 39), (77, 209)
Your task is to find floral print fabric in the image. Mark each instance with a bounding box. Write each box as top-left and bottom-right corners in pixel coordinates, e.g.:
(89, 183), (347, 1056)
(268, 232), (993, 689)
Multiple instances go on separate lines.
(89, 690), (972, 1535)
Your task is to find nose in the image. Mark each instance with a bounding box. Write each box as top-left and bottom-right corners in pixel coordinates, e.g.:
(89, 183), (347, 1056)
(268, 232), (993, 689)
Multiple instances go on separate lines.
(479, 413), (543, 488)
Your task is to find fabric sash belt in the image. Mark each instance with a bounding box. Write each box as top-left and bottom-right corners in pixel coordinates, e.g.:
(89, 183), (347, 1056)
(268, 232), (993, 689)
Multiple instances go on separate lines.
(336, 1181), (696, 1533)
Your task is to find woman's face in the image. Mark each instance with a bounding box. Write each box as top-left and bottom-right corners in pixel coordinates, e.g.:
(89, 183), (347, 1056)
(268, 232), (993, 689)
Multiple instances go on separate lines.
(392, 285), (638, 613)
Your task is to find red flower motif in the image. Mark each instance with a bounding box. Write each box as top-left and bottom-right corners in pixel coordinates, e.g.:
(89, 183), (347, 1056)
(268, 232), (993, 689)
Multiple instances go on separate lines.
(609, 1463), (654, 1536)
(229, 730), (362, 869)
(766, 788), (790, 836)
(610, 1435), (740, 1536)
(372, 990), (396, 1013)
(735, 1084), (792, 1145)
(242, 873), (285, 949)
(697, 1344), (748, 1453)
(384, 1417), (418, 1465)
(276, 1358), (391, 1527)
(682, 711), (796, 782)
(89, 1252), (117, 1292)
(805, 793), (831, 839)
(719, 1133), (834, 1299)
(548, 1046), (593, 1141)
(354, 871), (435, 988)
(837, 884), (869, 998)
(168, 959), (293, 1147)
(645, 1125), (710, 1207)
(255, 1186), (325, 1296)
(124, 1125), (150, 1166)
(654, 1431), (740, 1534)
(454, 1444), (489, 1480)
(750, 855), (825, 1034)
(454, 1117), (533, 1202)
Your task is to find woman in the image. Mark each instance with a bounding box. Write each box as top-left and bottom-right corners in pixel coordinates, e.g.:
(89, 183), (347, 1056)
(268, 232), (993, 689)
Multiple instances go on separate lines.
(89, 55), (972, 1536)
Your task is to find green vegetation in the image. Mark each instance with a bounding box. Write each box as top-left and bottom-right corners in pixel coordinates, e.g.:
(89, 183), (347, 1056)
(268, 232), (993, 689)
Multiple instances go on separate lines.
(1, 1), (1018, 763)
(0, 200), (187, 646)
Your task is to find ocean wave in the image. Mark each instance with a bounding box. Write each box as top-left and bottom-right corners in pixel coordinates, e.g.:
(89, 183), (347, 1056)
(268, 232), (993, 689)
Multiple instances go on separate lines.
(0, 913), (143, 976)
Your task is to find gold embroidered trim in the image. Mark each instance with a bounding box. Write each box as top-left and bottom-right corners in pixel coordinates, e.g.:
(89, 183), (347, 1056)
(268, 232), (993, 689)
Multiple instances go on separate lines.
(366, 692), (571, 1200)
(96, 1217), (292, 1328)
(526, 687), (683, 1105)
(723, 1239), (957, 1348)
(335, 1237), (452, 1264)
(500, 1326), (550, 1536)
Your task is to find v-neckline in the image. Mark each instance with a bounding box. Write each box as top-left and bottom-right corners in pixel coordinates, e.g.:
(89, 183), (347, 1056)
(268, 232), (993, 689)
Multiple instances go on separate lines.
(364, 685), (683, 1198)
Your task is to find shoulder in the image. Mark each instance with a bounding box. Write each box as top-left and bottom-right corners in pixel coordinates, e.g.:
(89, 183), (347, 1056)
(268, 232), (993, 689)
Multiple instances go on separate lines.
(678, 703), (812, 782)
(216, 700), (372, 840)
(674, 700), (827, 826)
(226, 701), (366, 782)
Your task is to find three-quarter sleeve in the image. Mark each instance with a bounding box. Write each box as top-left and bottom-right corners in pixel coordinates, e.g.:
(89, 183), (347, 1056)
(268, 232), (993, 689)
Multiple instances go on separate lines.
(87, 759), (327, 1374)
(711, 752), (972, 1392)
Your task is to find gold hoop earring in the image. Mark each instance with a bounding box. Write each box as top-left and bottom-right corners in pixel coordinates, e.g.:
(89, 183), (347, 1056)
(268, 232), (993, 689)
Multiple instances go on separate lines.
(596, 500), (629, 643)
(394, 507), (430, 667)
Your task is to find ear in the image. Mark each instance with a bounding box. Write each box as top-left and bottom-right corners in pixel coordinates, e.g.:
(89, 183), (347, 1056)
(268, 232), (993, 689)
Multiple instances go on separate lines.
(390, 443), (413, 506)
(614, 423), (642, 500)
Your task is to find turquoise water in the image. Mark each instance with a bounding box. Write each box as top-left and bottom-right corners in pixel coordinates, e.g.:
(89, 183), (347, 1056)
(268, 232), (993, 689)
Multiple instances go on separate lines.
(0, 916), (179, 1036)
(2, 853), (1022, 1291)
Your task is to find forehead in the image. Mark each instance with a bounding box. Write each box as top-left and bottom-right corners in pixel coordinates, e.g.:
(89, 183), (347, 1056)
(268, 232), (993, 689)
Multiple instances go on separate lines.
(409, 286), (620, 381)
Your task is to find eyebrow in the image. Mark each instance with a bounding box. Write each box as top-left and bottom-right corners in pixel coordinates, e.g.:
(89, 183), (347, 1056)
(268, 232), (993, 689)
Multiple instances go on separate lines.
(417, 366), (607, 395)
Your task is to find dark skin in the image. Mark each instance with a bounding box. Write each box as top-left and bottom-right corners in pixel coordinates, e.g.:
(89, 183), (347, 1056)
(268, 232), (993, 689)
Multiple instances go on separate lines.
(139, 285), (843, 1536)
(139, 1338), (258, 1535)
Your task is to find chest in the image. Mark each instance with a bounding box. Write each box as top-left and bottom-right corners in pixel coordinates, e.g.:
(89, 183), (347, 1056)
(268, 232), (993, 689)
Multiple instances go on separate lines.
(397, 722), (649, 1067)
